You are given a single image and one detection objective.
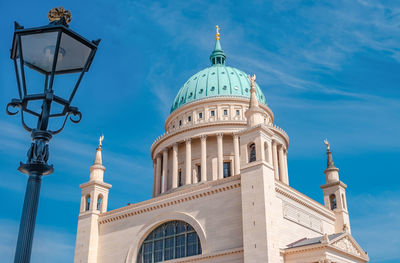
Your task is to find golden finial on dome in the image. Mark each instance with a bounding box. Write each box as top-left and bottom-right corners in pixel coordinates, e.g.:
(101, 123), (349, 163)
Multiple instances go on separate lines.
(216, 25), (220, 40)
(48, 7), (72, 24)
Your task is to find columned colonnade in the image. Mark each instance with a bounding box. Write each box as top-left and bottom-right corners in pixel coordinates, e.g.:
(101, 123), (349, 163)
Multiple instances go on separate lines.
(152, 134), (289, 197)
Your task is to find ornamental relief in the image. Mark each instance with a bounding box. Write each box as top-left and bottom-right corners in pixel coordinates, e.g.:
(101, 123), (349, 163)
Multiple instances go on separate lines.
(332, 236), (361, 256)
(283, 202), (323, 233)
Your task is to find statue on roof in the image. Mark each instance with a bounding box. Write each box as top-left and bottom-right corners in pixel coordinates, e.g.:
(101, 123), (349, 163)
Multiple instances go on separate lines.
(99, 134), (104, 148)
(216, 25), (220, 40)
(248, 74), (256, 89)
(324, 139), (330, 152)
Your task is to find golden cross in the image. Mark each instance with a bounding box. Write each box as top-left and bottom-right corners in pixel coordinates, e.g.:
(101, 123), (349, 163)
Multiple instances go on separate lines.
(216, 25), (220, 40)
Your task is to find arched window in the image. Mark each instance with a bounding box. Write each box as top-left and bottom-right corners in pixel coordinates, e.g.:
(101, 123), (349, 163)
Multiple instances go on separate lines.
(137, 221), (202, 263)
(330, 194), (337, 210)
(249, 143), (256, 163)
(97, 195), (103, 211)
(85, 195), (91, 211)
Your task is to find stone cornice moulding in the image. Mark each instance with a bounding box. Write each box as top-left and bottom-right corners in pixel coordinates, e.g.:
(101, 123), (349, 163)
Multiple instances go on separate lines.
(320, 180), (347, 190)
(276, 180), (336, 220)
(80, 180), (112, 190)
(127, 247), (243, 263)
(165, 96), (274, 126)
(99, 175), (241, 224)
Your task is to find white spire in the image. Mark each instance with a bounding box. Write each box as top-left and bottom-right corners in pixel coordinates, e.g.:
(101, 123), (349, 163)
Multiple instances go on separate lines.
(89, 135), (106, 182)
(245, 74), (264, 127)
(249, 74), (259, 109)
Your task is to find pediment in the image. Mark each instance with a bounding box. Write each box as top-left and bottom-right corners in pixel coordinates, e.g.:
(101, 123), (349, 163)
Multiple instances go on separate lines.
(329, 233), (369, 260)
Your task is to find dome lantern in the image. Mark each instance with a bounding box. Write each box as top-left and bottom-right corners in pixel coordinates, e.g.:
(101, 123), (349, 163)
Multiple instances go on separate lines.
(209, 25), (226, 66)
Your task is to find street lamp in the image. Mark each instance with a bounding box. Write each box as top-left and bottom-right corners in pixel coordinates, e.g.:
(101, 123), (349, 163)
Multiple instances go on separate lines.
(6, 7), (100, 263)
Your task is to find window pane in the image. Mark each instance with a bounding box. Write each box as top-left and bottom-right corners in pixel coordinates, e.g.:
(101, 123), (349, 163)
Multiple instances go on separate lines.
(187, 232), (199, 256)
(175, 234), (185, 258)
(153, 227), (163, 238)
(176, 222), (186, 234)
(154, 240), (163, 262)
(223, 162), (231, 178)
(164, 237), (174, 260)
(137, 221), (201, 263)
(165, 223), (175, 236)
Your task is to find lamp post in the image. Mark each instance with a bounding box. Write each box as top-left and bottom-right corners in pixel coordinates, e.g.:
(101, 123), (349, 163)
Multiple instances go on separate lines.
(6, 7), (100, 263)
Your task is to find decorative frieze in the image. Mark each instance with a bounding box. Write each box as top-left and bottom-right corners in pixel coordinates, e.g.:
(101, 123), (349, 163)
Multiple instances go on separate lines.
(283, 202), (323, 233)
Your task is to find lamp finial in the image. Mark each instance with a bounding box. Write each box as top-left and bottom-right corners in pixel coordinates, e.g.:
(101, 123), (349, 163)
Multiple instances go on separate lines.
(216, 25), (220, 40)
(48, 7), (72, 24)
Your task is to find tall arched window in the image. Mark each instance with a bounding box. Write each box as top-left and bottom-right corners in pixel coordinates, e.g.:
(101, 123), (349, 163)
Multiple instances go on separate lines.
(137, 221), (202, 263)
(97, 195), (103, 211)
(249, 143), (256, 163)
(330, 194), (337, 210)
(85, 195), (91, 211)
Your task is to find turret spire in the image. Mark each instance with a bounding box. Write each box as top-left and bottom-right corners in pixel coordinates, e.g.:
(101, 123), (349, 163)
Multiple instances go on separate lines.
(323, 139), (339, 183)
(210, 25), (226, 66)
(248, 74), (259, 109)
(245, 74), (264, 127)
(90, 135), (106, 181)
(324, 139), (337, 169)
(94, 134), (104, 165)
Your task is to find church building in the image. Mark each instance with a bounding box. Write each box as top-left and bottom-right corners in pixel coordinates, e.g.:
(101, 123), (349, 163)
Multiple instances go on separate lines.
(74, 28), (370, 263)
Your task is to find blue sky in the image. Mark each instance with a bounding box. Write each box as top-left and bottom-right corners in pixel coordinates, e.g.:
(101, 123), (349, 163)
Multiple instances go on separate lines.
(0, 0), (399, 262)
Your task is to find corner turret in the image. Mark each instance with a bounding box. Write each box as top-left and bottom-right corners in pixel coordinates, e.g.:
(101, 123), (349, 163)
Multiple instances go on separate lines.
(320, 139), (350, 233)
(74, 135), (112, 263)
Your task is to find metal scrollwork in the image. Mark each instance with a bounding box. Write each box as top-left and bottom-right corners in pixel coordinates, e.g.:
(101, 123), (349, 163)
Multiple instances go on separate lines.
(49, 106), (82, 135)
(69, 107), (82, 124)
(6, 99), (22, 115)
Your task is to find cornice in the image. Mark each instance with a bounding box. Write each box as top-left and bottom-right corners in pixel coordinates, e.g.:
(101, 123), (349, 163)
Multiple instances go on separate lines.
(163, 247), (243, 262)
(320, 180), (347, 190)
(165, 96), (274, 126)
(275, 181), (335, 221)
(99, 175), (241, 224)
(80, 180), (112, 189)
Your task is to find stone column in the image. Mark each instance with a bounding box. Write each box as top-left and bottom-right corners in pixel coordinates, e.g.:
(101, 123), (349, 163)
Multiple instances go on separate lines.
(162, 148), (168, 193)
(217, 133), (224, 179)
(278, 145), (286, 184)
(155, 155), (162, 196)
(272, 141), (279, 180)
(185, 138), (192, 185)
(233, 134), (240, 175)
(283, 148), (289, 185)
(152, 160), (156, 197)
(172, 143), (178, 189)
(200, 135), (207, 182)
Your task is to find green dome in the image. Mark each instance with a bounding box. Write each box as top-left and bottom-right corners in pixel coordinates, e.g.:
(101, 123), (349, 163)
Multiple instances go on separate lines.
(170, 39), (267, 113)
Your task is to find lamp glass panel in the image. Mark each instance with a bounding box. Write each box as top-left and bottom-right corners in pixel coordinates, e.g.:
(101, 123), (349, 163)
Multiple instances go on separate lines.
(20, 31), (59, 73)
(56, 32), (92, 73)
